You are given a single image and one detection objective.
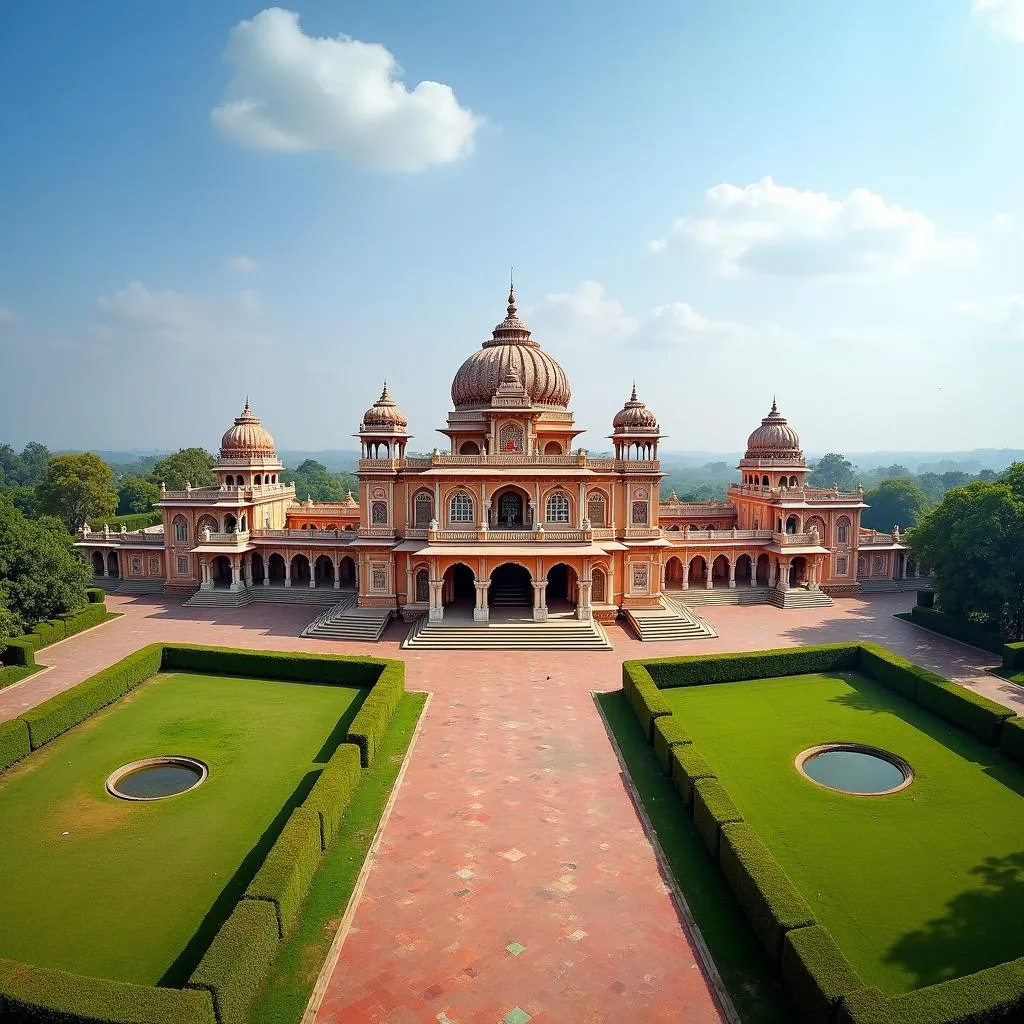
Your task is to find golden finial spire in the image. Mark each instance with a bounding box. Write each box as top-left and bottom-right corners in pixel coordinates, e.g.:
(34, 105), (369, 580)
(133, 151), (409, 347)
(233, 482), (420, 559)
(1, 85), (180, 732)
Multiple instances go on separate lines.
(630, 381), (638, 402)
(507, 267), (516, 316)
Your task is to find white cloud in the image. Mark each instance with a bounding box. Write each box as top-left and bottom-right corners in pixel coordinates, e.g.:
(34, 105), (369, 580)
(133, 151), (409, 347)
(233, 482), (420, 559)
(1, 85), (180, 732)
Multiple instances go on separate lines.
(950, 293), (1024, 338)
(650, 176), (977, 278)
(974, 0), (1024, 41)
(91, 281), (273, 349)
(529, 280), (638, 348)
(643, 301), (798, 351)
(225, 254), (260, 272)
(0, 306), (18, 327)
(990, 213), (1015, 232)
(211, 7), (482, 172)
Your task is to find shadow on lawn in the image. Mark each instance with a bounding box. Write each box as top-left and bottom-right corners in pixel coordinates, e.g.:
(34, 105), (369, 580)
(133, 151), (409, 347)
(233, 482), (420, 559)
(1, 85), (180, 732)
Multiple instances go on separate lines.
(158, 766), (322, 988)
(883, 851), (1024, 988)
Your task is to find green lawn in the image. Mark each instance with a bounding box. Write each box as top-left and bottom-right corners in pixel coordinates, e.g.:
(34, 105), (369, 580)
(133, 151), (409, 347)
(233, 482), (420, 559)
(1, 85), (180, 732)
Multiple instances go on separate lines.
(0, 671), (365, 987)
(662, 671), (1024, 996)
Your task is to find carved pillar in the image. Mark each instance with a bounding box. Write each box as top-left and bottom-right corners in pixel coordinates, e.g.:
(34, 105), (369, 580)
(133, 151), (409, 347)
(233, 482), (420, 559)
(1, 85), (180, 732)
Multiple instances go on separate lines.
(682, 558), (689, 590)
(706, 560), (714, 589)
(284, 557), (292, 588)
(750, 558), (757, 587)
(229, 556), (242, 592)
(532, 580), (548, 621)
(779, 558), (791, 591)
(577, 579), (593, 621)
(200, 559), (212, 591)
(263, 561), (270, 586)
(473, 581), (490, 622)
(729, 559), (736, 589)
(98, 554), (107, 578)
(309, 553), (317, 588)
(428, 579), (444, 621)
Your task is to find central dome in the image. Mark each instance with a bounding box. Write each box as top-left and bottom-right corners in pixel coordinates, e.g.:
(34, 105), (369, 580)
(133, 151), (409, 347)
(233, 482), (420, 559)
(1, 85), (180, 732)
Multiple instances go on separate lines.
(745, 399), (802, 459)
(451, 286), (571, 409)
(219, 399), (276, 459)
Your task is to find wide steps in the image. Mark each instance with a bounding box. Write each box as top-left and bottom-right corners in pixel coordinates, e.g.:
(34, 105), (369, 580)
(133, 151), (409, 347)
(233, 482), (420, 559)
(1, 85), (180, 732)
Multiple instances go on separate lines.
(668, 586), (773, 607)
(859, 578), (932, 594)
(302, 599), (392, 642)
(249, 587), (343, 606)
(185, 588), (255, 608)
(117, 580), (166, 594)
(770, 587), (835, 609)
(626, 597), (718, 642)
(403, 617), (612, 651)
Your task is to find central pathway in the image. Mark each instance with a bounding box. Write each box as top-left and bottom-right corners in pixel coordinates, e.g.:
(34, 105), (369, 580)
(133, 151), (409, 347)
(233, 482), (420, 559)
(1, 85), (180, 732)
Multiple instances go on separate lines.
(1, 591), (1016, 1023)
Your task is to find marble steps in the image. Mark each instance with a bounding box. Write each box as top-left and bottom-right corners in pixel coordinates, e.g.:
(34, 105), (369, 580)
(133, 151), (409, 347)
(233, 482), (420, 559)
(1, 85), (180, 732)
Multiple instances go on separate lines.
(668, 586), (773, 607)
(858, 578), (932, 594)
(248, 587), (343, 606)
(769, 588), (835, 609)
(625, 598), (718, 643)
(116, 580), (166, 594)
(185, 588), (255, 608)
(301, 598), (392, 642)
(402, 616), (612, 651)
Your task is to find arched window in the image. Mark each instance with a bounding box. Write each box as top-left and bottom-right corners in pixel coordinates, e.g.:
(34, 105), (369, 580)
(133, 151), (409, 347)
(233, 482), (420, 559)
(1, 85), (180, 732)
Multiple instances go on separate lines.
(225, 475), (234, 486)
(544, 441), (562, 455)
(587, 491), (606, 527)
(414, 491), (433, 527)
(450, 492), (475, 524)
(836, 516), (851, 545)
(498, 423), (525, 453)
(631, 498), (649, 525)
(173, 516), (188, 544)
(762, 475), (769, 487)
(459, 440), (480, 455)
(789, 476), (798, 487)
(545, 491), (570, 524)
(197, 514), (218, 536)
(371, 501), (388, 525)
(592, 567), (607, 603)
(415, 567), (429, 602)
(237, 475), (245, 486)
(254, 475), (262, 485)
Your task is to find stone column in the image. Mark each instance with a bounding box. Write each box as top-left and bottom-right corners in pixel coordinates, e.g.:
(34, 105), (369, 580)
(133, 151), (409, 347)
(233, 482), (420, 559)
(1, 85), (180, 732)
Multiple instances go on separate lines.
(706, 560), (714, 589)
(309, 555), (317, 588)
(810, 560), (820, 590)
(334, 559), (342, 589)
(900, 555), (907, 580)
(728, 560), (736, 589)
(262, 563), (270, 587)
(577, 579), (593, 621)
(284, 557), (292, 588)
(532, 580), (549, 621)
(200, 559), (212, 591)
(98, 555), (107, 578)
(750, 558), (758, 586)
(779, 558), (791, 591)
(473, 581), (490, 622)
(428, 579), (444, 621)
(682, 559), (689, 590)
(229, 557), (242, 592)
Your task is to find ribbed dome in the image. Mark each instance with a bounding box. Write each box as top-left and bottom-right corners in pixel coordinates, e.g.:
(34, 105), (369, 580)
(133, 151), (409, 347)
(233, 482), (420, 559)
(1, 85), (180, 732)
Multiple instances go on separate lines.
(612, 384), (659, 431)
(745, 399), (802, 458)
(219, 399), (276, 458)
(361, 383), (408, 430)
(451, 286), (571, 408)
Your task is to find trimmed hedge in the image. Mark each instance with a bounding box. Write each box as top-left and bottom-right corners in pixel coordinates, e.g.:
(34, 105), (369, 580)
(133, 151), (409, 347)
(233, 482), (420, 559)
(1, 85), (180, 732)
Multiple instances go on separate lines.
(0, 958), (216, 1024)
(856, 644), (921, 700)
(652, 715), (692, 774)
(347, 662), (405, 767)
(86, 588), (105, 604)
(0, 601), (109, 670)
(621, 660), (649, 703)
(838, 957), (1024, 1023)
(999, 717), (1024, 767)
(60, 602), (109, 640)
(782, 925), (864, 1024)
(692, 778), (743, 857)
(914, 674), (1014, 746)
(304, 742), (362, 848)
(19, 644), (162, 749)
(917, 589), (935, 608)
(629, 674), (671, 740)
(1004, 642), (1024, 673)
(187, 900), (280, 1024)
(909, 606), (1006, 656)
(0, 639), (37, 668)
(243, 806), (324, 938)
(638, 643), (860, 689)
(670, 743), (716, 807)
(719, 822), (816, 965)
(0, 720), (31, 773)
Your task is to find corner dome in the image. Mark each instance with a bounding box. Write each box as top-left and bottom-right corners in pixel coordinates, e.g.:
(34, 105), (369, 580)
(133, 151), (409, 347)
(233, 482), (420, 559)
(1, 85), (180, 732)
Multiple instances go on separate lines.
(219, 399), (277, 459)
(745, 399), (802, 458)
(361, 383), (408, 431)
(612, 384), (659, 432)
(451, 286), (571, 409)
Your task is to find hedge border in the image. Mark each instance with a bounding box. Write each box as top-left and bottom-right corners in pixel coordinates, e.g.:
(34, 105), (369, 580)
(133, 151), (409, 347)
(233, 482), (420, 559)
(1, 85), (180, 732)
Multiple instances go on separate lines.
(1004, 642), (1024, 674)
(1, 600), (111, 670)
(0, 642), (408, 1024)
(625, 642), (1024, 1024)
(903, 605), (1007, 656)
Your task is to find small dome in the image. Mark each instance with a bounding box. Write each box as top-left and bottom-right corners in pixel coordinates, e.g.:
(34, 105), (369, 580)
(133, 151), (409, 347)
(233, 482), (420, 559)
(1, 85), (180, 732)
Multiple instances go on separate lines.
(361, 383), (408, 431)
(745, 399), (802, 458)
(451, 285), (571, 408)
(612, 384), (659, 432)
(220, 399), (276, 458)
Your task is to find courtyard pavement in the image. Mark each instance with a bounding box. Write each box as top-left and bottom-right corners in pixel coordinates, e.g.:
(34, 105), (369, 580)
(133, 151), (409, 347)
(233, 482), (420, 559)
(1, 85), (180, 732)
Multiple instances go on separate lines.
(1, 592), (1018, 1023)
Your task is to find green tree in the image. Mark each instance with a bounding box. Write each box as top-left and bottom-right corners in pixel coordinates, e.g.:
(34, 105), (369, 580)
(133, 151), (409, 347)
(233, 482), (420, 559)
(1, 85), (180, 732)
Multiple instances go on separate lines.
(36, 453), (118, 533)
(3, 485), (37, 518)
(941, 470), (973, 490)
(149, 448), (216, 490)
(916, 472), (947, 504)
(117, 477), (161, 515)
(1000, 462), (1024, 498)
(808, 453), (858, 491)
(282, 459), (354, 501)
(909, 478), (1024, 641)
(19, 442), (51, 486)
(0, 494), (91, 632)
(0, 602), (20, 641)
(862, 477), (931, 532)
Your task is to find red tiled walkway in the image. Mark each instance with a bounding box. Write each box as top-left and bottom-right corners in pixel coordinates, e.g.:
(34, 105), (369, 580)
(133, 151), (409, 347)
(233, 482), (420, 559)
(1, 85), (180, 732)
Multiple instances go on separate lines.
(2, 592), (1015, 1023)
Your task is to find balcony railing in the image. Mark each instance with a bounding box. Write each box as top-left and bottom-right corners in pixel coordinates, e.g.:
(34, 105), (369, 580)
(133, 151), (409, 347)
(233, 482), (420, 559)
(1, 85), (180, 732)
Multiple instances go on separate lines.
(663, 529), (772, 544)
(160, 483), (296, 501)
(859, 530), (906, 547)
(728, 483), (862, 503)
(195, 531), (250, 545)
(772, 532), (814, 546)
(250, 528), (358, 542)
(78, 530), (165, 546)
(357, 453), (658, 473)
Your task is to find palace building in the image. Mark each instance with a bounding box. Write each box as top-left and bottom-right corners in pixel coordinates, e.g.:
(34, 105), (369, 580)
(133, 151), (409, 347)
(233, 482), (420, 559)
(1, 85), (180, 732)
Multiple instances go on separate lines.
(76, 285), (920, 641)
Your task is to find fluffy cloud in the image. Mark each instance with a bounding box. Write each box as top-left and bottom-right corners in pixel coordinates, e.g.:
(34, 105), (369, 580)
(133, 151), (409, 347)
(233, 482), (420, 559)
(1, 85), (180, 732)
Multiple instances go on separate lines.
(529, 280), (638, 347)
(951, 293), (1024, 339)
(0, 306), (18, 327)
(990, 213), (1015, 232)
(212, 7), (482, 172)
(650, 176), (977, 278)
(974, 0), (1024, 41)
(224, 254), (260, 272)
(91, 281), (272, 348)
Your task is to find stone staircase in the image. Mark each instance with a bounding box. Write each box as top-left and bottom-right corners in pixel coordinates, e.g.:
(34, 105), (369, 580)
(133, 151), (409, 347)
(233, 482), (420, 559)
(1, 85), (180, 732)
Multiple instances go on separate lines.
(769, 587), (835, 610)
(858, 577), (933, 595)
(301, 597), (393, 642)
(184, 586), (345, 610)
(116, 579), (166, 595)
(184, 588), (255, 609)
(625, 597), (718, 642)
(402, 613), (612, 651)
(667, 586), (773, 607)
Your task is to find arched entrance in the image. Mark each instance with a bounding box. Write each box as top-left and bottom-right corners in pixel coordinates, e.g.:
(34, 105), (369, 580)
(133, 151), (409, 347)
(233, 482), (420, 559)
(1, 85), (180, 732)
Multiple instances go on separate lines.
(664, 556), (684, 589)
(224, 513), (238, 534)
(267, 553), (286, 584)
(592, 567), (607, 604)
(213, 555), (231, 588)
(251, 552), (265, 586)
(735, 554), (753, 585)
(314, 555), (335, 587)
(493, 486), (529, 529)
(546, 563), (576, 607)
(339, 556), (356, 587)
(106, 551), (120, 578)
(789, 556), (807, 588)
(786, 514), (799, 535)
(756, 553), (770, 585)
(688, 556), (707, 587)
(291, 553), (311, 586)
(91, 551), (104, 575)
(711, 555), (730, 586)
(414, 567), (430, 603)
(489, 563), (531, 607)
(444, 563), (476, 605)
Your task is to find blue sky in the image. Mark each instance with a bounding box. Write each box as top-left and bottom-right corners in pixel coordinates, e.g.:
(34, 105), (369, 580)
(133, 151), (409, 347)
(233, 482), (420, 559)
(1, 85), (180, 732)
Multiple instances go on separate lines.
(1, 0), (1023, 454)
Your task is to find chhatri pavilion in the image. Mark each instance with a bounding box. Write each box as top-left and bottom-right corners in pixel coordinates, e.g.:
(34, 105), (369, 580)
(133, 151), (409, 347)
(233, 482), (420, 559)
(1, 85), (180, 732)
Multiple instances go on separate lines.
(76, 286), (919, 639)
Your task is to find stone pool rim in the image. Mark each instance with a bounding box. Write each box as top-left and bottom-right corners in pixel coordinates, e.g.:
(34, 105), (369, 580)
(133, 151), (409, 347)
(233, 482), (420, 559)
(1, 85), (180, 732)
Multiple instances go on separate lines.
(105, 756), (209, 802)
(794, 742), (914, 796)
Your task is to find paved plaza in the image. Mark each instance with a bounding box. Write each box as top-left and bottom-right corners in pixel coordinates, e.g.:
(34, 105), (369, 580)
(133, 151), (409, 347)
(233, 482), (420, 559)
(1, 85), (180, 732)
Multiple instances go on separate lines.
(2, 592), (1017, 1023)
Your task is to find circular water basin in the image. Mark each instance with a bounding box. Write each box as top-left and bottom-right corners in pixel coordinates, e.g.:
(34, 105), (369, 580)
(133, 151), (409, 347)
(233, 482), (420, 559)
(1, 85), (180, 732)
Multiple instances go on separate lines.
(795, 744), (912, 796)
(106, 757), (208, 801)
